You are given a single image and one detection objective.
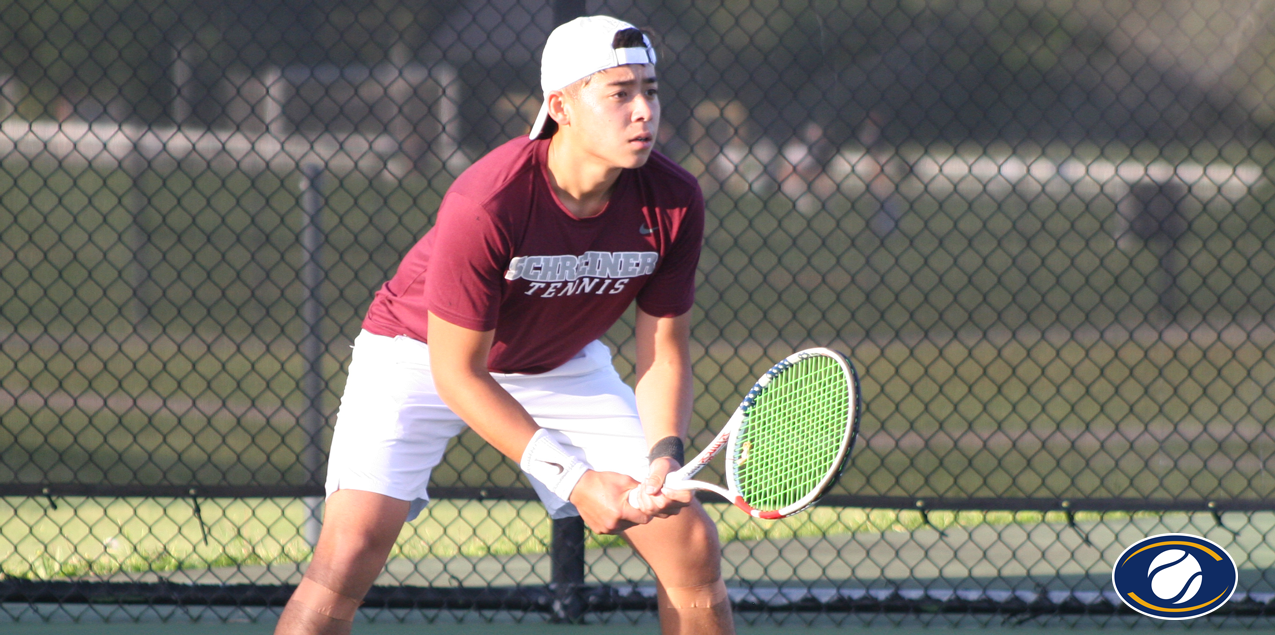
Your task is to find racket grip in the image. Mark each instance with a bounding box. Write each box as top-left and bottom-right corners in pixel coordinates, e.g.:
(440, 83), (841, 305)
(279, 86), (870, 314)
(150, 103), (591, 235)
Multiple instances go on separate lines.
(626, 474), (688, 509)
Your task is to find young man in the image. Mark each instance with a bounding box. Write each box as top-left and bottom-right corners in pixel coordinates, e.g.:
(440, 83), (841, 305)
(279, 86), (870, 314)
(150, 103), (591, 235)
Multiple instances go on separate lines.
(274, 15), (735, 635)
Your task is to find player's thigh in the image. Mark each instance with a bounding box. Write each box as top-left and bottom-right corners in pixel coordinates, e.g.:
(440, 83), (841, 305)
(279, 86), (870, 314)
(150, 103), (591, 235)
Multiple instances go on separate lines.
(621, 500), (723, 586)
(327, 331), (467, 520)
(307, 489), (411, 596)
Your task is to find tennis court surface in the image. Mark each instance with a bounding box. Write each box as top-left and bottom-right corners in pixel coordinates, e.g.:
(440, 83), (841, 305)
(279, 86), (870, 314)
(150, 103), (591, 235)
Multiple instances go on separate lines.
(1, 614), (1265, 635)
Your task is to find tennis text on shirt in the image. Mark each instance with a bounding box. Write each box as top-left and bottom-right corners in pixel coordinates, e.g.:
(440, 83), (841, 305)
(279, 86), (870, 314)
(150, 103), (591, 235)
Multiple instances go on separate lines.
(505, 251), (658, 297)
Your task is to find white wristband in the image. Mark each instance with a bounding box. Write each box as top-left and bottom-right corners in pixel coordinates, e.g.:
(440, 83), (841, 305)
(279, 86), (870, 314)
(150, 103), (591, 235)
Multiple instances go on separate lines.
(520, 429), (590, 501)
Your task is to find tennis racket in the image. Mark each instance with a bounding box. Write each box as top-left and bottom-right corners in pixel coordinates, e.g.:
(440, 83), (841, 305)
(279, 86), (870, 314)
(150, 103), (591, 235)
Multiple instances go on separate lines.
(628, 347), (861, 519)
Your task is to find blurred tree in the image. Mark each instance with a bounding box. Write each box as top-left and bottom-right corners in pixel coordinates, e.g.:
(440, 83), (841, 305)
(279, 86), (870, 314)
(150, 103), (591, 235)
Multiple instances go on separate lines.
(0, 0), (451, 123)
(1, 0), (1268, 146)
(638, 0), (1264, 147)
(0, 0), (183, 121)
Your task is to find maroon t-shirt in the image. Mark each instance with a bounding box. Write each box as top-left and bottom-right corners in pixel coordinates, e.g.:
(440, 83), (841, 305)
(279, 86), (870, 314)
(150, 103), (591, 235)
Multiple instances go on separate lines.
(362, 137), (704, 373)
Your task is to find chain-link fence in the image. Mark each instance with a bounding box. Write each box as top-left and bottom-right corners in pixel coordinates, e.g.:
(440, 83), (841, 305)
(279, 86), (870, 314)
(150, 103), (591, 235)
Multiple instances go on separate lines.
(2, 0), (1274, 626)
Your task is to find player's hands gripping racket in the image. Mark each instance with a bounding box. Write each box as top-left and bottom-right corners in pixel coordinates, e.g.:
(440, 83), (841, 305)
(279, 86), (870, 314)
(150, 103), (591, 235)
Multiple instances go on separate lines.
(628, 348), (861, 519)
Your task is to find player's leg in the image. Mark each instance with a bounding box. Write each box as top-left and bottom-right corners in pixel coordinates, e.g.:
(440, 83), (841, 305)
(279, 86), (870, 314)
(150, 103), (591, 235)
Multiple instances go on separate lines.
(500, 341), (733, 634)
(622, 502), (735, 635)
(275, 490), (409, 635)
(276, 330), (465, 634)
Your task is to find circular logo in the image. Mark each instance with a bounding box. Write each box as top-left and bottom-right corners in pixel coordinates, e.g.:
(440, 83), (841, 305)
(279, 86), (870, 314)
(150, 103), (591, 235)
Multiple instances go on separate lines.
(1112, 533), (1237, 620)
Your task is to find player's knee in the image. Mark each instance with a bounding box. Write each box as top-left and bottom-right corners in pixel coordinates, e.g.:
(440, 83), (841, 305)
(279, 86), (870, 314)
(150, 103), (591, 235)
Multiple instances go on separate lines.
(659, 577), (729, 610)
(318, 516), (401, 566)
(656, 577), (735, 635)
(680, 505), (723, 555)
(289, 575), (364, 622)
(304, 526), (397, 600)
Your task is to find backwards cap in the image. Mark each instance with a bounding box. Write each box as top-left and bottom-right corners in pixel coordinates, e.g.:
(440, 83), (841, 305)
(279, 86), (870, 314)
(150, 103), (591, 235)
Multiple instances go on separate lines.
(529, 15), (657, 140)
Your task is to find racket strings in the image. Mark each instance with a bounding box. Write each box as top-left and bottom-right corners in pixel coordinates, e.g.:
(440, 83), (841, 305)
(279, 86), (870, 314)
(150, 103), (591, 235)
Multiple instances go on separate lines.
(733, 356), (850, 512)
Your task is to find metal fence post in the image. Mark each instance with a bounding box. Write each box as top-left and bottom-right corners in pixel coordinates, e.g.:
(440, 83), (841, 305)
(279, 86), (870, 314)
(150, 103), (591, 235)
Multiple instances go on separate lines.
(299, 163), (326, 546)
(550, 515), (587, 623)
(122, 139), (152, 327)
(548, 0), (588, 622)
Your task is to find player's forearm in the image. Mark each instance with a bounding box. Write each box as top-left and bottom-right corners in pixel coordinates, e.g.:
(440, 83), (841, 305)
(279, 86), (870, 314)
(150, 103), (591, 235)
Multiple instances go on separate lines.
(634, 310), (694, 448)
(635, 354), (692, 445)
(426, 311), (540, 462)
(432, 369), (540, 462)
(434, 363), (592, 507)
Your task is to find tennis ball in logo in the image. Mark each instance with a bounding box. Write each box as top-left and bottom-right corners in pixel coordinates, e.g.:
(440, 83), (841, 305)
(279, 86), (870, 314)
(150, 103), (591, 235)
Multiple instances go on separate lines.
(1148, 549), (1202, 603)
(1113, 533), (1238, 620)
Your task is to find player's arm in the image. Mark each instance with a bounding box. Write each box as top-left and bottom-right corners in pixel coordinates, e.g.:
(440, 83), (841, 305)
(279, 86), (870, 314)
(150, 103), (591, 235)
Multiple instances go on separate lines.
(425, 312), (539, 458)
(426, 311), (651, 534)
(630, 307), (696, 516)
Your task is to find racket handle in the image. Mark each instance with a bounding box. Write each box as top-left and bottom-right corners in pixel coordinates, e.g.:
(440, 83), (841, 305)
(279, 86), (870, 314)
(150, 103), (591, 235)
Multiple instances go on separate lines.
(626, 474), (689, 509)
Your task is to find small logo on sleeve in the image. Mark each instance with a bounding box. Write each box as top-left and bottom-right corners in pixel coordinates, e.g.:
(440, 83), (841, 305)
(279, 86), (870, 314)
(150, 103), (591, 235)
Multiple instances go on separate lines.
(1111, 533), (1237, 619)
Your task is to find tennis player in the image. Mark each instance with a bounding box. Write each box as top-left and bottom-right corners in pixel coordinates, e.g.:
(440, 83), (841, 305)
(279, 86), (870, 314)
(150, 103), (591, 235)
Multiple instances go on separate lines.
(275, 15), (734, 635)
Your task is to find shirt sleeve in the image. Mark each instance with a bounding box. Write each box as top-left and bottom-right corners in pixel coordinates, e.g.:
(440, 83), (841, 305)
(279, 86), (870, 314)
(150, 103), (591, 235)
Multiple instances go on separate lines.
(636, 187), (704, 317)
(422, 192), (510, 332)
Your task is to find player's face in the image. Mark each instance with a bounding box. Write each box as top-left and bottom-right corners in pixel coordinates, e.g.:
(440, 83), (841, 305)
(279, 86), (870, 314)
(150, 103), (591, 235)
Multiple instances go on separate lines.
(565, 64), (660, 169)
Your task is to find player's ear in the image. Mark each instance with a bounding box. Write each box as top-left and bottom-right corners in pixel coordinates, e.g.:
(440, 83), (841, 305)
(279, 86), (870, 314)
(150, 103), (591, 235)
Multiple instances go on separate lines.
(546, 90), (571, 130)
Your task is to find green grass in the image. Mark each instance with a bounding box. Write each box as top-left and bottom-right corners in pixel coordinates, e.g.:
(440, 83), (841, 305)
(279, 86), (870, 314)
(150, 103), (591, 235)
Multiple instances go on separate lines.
(5, 321), (1273, 500)
(0, 496), (314, 580)
(833, 327), (1275, 501)
(0, 495), (1122, 582)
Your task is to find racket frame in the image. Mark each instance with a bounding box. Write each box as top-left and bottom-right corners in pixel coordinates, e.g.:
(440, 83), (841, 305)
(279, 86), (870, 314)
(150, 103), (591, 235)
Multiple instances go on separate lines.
(658, 347), (860, 519)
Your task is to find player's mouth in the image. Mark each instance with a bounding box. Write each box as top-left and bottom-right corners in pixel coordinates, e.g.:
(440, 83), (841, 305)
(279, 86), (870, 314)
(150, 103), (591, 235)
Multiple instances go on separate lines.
(628, 132), (654, 149)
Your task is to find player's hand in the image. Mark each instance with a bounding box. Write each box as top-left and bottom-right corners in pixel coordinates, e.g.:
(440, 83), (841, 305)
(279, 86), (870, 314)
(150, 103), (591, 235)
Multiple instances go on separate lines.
(570, 470), (651, 534)
(627, 457), (694, 518)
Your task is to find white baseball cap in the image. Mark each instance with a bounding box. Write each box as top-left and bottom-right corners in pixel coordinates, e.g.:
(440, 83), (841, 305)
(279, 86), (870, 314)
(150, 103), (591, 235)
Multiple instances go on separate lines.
(529, 15), (657, 140)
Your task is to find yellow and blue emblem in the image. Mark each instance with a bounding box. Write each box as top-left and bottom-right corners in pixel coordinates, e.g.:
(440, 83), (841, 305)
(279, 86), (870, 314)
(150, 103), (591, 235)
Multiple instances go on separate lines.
(1111, 532), (1237, 620)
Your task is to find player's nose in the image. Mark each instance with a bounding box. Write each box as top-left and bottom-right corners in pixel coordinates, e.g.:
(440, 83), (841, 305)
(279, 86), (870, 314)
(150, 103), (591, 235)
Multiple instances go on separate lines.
(632, 94), (655, 122)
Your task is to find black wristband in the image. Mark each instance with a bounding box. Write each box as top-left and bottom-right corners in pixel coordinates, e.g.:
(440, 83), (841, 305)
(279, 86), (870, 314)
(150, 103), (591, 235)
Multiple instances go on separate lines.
(647, 436), (684, 465)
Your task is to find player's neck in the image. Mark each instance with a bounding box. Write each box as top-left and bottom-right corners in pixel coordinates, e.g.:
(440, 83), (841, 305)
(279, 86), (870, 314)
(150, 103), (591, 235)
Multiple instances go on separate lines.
(545, 133), (622, 219)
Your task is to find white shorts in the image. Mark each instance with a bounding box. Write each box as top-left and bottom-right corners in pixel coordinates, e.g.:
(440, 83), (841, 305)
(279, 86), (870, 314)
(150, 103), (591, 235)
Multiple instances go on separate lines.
(325, 330), (650, 520)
